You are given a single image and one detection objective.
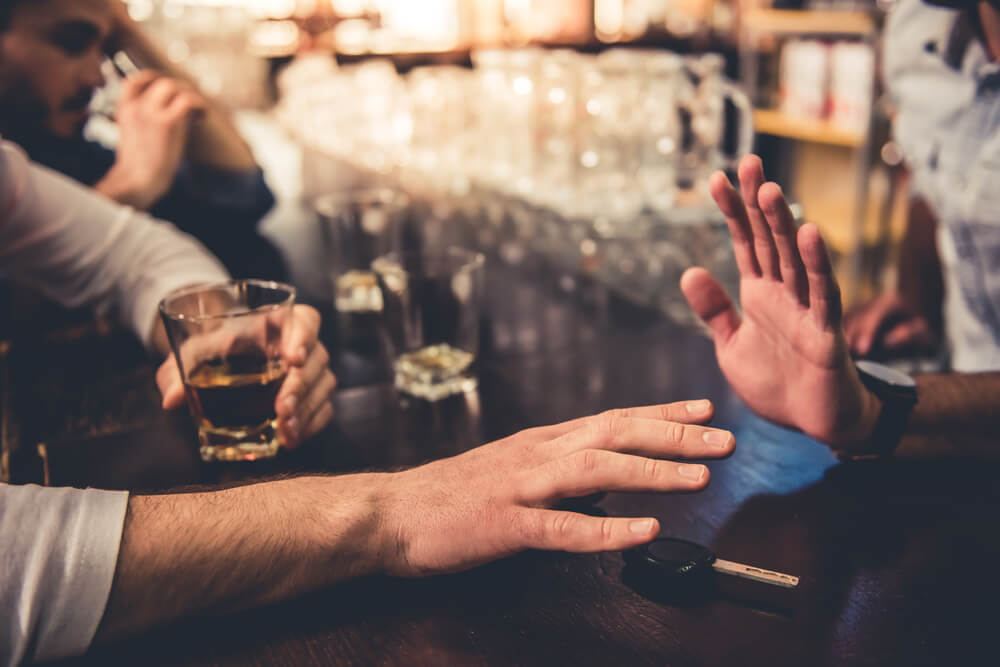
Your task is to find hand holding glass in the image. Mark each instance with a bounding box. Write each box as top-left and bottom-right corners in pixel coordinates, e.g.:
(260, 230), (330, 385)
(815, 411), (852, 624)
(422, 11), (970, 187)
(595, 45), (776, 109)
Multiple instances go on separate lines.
(159, 280), (295, 461)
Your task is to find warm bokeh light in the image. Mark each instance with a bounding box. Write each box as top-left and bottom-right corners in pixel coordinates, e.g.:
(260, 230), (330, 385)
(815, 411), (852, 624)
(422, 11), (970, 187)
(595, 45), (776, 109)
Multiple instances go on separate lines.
(373, 0), (460, 48)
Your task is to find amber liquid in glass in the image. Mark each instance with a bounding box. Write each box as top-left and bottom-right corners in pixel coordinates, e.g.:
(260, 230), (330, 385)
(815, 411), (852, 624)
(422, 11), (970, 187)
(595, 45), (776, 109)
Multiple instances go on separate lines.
(185, 354), (286, 461)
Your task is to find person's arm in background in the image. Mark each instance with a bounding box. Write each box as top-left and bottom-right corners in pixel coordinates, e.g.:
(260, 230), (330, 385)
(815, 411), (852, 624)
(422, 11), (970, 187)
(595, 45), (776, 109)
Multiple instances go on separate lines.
(95, 71), (205, 211)
(843, 183), (944, 358)
(99, 2), (284, 280)
(681, 155), (1000, 460)
(107, 0), (256, 172)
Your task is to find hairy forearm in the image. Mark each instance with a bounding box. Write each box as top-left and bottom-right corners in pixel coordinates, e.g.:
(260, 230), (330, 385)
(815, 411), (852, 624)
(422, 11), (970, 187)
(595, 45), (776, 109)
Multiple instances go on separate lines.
(116, 26), (257, 171)
(94, 474), (390, 644)
(895, 372), (1000, 459)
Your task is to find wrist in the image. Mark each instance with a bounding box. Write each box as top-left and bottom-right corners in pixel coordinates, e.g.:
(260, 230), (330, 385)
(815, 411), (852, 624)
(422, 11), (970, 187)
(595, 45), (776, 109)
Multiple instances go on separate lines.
(829, 382), (884, 455)
(97, 163), (157, 210)
(310, 473), (395, 580)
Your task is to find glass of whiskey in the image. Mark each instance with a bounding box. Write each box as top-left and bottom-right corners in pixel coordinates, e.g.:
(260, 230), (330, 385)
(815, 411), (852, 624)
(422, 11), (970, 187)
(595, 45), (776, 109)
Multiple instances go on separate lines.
(158, 280), (295, 462)
(373, 247), (485, 401)
(315, 188), (409, 313)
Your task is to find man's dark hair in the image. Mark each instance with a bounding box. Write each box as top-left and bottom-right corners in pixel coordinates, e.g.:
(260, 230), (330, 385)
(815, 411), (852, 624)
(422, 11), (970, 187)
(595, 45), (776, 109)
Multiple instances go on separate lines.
(0, 0), (27, 31)
(0, 2), (12, 31)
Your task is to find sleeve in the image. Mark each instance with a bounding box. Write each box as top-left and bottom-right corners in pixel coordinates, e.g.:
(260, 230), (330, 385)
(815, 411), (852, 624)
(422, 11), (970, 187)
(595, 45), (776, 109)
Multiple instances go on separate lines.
(0, 484), (129, 665)
(175, 164), (276, 222)
(0, 141), (230, 348)
(150, 163), (286, 281)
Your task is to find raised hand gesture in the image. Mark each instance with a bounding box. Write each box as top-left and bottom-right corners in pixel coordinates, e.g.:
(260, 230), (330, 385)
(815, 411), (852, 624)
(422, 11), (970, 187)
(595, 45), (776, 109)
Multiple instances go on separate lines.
(681, 156), (880, 450)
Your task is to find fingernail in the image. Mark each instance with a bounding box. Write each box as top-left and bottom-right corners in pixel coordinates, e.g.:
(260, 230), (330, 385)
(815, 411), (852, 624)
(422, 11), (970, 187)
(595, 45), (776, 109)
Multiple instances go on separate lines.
(702, 431), (733, 451)
(629, 518), (655, 535)
(678, 464), (707, 481)
(286, 417), (300, 437)
(284, 394), (297, 412)
(686, 400), (711, 416)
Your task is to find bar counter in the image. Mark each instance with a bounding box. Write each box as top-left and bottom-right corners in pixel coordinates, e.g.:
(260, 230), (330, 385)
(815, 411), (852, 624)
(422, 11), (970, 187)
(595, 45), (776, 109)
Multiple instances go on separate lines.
(4, 257), (997, 667)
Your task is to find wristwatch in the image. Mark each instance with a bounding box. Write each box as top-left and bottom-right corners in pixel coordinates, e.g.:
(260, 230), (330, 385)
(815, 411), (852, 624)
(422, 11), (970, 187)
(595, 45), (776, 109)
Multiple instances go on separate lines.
(852, 360), (919, 457)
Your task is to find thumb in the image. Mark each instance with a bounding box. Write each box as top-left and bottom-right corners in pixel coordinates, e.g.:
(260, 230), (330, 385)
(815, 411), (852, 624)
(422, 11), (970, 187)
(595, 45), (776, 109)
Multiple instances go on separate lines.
(681, 267), (740, 344)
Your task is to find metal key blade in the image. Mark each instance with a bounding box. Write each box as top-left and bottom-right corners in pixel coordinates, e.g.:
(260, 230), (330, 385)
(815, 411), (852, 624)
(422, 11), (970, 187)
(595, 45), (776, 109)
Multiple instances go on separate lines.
(711, 558), (800, 588)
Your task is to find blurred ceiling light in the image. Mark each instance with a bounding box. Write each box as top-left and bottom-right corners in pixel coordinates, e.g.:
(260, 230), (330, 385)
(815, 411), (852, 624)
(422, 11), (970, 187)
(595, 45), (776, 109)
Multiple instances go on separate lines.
(126, 0), (155, 22)
(165, 39), (191, 62)
(249, 19), (302, 56)
(332, 18), (372, 54)
(594, 0), (624, 42)
(246, 0), (297, 19)
(504, 0), (531, 24)
(373, 0), (460, 48)
(331, 0), (366, 16)
(623, 1), (648, 38)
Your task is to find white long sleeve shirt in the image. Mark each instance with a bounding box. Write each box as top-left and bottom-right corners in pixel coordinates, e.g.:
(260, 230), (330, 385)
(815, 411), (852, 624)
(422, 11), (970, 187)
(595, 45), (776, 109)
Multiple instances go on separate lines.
(0, 140), (229, 665)
(884, 0), (1000, 370)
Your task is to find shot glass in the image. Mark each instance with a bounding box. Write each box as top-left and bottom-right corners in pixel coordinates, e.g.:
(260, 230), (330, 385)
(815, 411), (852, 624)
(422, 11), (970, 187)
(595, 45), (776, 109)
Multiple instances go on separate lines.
(372, 247), (485, 401)
(315, 188), (409, 313)
(159, 280), (295, 462)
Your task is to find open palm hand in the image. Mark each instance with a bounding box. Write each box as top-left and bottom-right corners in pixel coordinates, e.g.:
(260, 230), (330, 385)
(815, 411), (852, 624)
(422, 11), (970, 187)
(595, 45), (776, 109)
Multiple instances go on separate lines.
(681, 156), (880, 449)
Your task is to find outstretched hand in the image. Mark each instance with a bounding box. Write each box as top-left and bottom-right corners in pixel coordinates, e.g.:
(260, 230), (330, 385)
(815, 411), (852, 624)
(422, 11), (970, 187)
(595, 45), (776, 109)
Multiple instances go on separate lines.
(681, 155), (880, 450)
(378, 401), (735, 577)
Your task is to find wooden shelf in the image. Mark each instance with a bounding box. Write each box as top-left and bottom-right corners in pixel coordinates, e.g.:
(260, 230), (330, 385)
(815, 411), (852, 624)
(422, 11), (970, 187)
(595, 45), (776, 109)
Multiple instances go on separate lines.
(743, 9), (876, 37)
(753, 109), (865, 148)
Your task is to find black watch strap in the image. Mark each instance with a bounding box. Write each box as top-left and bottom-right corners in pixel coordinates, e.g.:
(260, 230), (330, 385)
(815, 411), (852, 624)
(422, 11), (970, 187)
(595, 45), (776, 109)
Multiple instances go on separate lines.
(854, 360), (919, 457)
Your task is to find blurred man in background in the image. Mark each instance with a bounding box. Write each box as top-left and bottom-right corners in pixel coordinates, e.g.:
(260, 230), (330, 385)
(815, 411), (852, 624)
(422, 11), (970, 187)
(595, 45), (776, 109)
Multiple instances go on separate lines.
(0, 0), (285, 280)
(844, 0), (1000, 372)
(684, 155), (1000, 461)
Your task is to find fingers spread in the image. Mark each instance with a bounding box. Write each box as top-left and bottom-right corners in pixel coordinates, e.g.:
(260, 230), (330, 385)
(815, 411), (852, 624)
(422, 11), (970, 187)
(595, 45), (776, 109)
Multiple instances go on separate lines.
(757, 182), (808, 304)
(519, 400), (718, 444)
(604, 400), (716, 425)
(798, 224), (843, 329)
(519, 450), (710, 504)
(680, 267), (740, 343)
(738, 155), (780, 280)
(516, 509), (660, 553)
(550, 414), (734, 460)
(709, 171), (761, 277)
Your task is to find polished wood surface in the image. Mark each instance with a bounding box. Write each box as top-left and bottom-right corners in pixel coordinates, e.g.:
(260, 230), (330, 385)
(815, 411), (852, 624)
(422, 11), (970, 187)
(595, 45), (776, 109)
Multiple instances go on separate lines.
(7, 259), (997, 666)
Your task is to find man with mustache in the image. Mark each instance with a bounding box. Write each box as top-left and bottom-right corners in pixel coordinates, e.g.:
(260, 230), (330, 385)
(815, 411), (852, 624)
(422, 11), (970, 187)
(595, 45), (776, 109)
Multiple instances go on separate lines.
(0, 0), (285, 280)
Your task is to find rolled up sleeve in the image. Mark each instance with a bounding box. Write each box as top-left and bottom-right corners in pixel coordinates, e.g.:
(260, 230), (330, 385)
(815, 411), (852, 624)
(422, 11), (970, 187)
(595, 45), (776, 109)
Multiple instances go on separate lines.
(0, 141), (229, 348)
(1, 484), (129, 665)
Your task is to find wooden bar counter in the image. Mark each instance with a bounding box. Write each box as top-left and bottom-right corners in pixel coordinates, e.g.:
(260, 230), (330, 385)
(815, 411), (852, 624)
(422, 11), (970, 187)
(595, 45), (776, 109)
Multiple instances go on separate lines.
(4, 258), (996, 667)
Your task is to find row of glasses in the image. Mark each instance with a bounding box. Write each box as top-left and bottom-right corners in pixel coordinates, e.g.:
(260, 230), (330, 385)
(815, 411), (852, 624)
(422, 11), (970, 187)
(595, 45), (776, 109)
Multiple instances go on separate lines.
(279, 49), (749, 373)
(281, 47), (752, 223)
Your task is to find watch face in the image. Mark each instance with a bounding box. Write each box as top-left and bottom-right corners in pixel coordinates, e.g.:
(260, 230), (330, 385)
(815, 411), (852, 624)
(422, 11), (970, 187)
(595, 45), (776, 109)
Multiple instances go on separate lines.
(856, 360), (918, 389)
